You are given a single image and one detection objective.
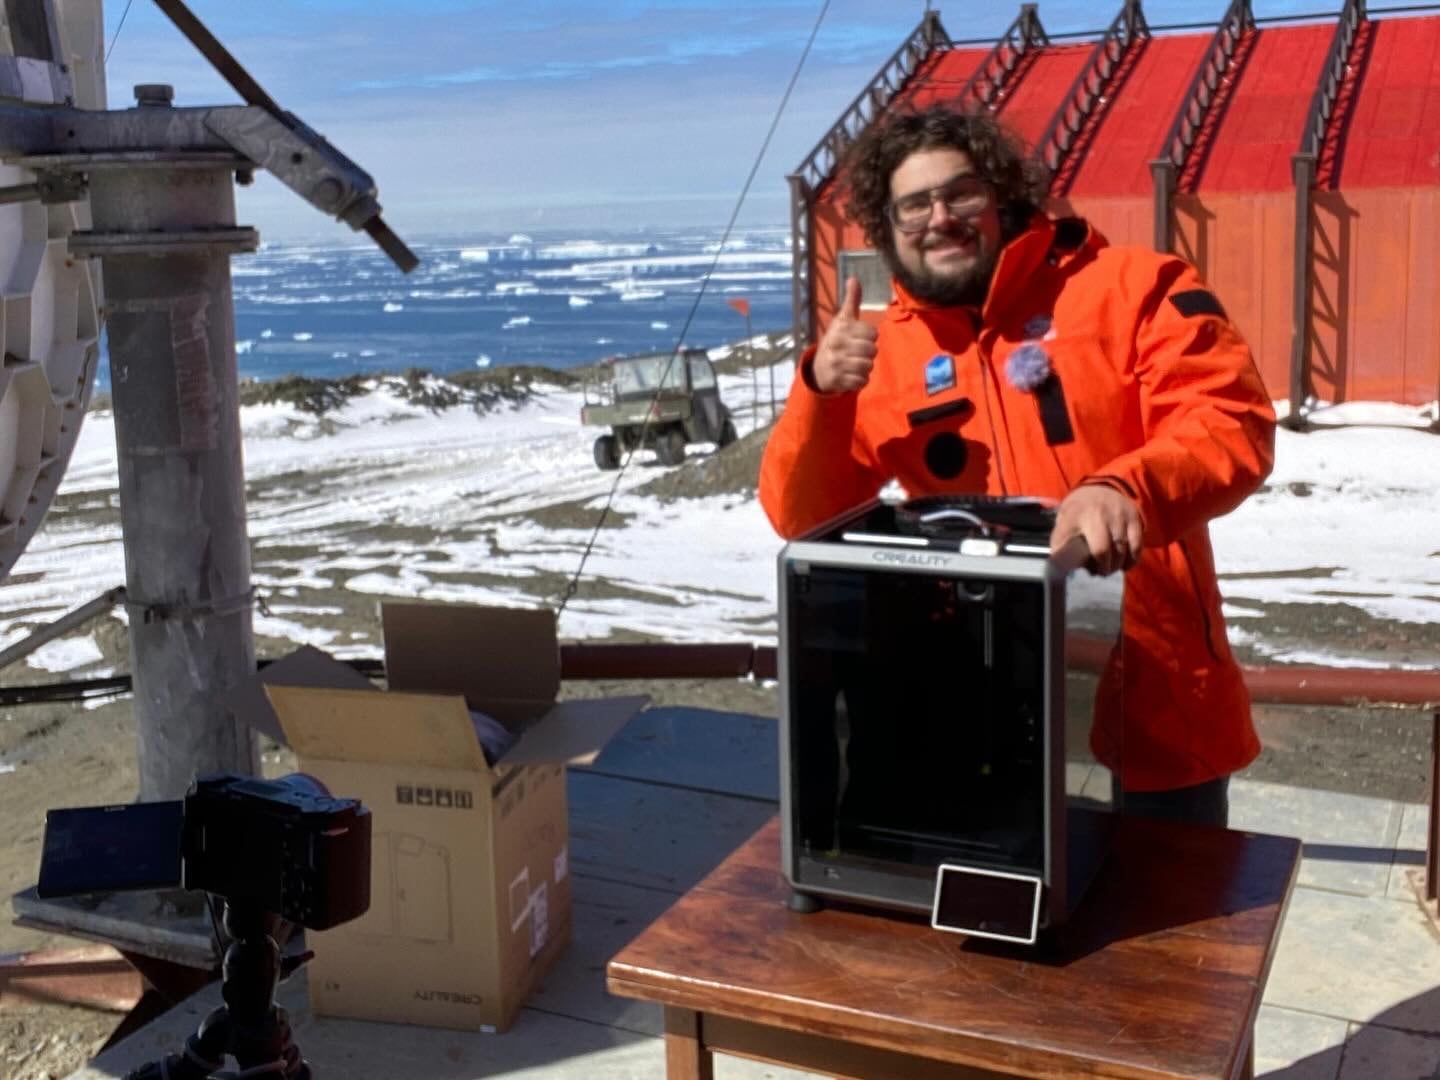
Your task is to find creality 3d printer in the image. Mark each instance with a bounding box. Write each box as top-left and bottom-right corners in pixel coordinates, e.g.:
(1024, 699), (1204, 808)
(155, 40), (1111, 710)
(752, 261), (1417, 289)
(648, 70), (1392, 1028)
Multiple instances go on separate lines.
(777, 495), (1124, 945)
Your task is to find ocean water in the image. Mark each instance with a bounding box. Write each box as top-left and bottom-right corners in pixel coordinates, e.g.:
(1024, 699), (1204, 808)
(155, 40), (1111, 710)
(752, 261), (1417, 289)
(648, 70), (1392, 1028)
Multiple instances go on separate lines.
(97, 226), (795, 390)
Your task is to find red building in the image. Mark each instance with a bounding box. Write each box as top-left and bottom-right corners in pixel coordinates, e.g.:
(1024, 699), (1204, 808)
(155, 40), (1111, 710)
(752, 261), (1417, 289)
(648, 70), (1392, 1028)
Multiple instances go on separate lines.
(788, 0), (1440, 421)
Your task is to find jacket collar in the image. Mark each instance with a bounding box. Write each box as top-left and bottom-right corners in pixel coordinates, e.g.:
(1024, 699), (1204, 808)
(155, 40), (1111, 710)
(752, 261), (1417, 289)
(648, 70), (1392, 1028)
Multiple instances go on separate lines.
(888, 215), (1104, 327)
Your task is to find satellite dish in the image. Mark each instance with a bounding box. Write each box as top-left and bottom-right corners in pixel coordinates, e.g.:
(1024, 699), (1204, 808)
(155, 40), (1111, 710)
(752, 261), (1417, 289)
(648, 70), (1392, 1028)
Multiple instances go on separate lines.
(0, 0), (105, 584)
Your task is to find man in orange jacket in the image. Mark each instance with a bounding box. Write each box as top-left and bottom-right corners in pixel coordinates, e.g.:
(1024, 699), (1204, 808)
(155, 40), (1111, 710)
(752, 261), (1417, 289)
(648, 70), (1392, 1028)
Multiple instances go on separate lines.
(759, 105), (1276, 826)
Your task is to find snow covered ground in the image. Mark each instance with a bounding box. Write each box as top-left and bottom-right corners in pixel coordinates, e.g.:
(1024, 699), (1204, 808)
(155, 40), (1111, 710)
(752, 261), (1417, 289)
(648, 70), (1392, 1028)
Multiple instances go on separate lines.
(2, 357), (1437, 674)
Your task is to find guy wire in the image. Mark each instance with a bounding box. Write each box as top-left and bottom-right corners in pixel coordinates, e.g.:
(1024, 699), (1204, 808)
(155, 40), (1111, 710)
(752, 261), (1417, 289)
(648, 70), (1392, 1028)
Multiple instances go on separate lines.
(107, 0), (138, 64)
(556, 0), (834, 616)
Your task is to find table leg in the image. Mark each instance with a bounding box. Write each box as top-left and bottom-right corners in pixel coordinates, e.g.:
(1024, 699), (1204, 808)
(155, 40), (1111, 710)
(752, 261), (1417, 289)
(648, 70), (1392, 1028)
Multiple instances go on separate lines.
(663, 1006), (714, 1080)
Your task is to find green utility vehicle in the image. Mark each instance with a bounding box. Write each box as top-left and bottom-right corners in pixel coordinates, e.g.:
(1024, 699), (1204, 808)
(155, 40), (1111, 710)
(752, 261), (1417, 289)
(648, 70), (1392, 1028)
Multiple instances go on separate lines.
(581, 348), (738, 470)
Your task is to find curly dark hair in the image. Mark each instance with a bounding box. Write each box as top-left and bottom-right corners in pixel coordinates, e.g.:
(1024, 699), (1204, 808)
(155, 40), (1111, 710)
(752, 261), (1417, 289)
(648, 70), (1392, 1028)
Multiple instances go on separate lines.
(841, 105), (1051, 252)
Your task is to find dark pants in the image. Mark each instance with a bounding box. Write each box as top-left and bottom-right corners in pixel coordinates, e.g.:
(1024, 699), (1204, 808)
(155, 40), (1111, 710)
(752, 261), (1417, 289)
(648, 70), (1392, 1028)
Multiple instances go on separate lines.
(1110, 775), (1230, 829)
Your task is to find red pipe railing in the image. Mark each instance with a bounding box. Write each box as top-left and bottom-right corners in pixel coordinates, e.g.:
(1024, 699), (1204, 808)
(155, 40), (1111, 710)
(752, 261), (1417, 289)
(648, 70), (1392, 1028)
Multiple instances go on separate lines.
(559, 640), (1440, 709)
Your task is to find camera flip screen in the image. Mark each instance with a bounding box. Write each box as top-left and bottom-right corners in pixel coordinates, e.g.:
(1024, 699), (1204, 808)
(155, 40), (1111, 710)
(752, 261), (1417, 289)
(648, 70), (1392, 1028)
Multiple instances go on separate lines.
(37, 800), (184, 898)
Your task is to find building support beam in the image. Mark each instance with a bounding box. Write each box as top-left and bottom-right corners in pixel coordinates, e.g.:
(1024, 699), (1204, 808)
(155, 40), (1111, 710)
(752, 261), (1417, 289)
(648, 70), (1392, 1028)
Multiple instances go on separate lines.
(1285, 152), (1317, 431)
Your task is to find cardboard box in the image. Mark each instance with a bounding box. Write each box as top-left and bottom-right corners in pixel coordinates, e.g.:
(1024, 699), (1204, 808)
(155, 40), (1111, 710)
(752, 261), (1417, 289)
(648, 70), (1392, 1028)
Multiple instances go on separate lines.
(257, 602), (645, 1033)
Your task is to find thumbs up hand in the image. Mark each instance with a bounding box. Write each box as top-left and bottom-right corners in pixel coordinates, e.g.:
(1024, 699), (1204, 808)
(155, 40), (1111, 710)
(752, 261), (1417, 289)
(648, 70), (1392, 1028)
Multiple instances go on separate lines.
(811, 277), (878, 394)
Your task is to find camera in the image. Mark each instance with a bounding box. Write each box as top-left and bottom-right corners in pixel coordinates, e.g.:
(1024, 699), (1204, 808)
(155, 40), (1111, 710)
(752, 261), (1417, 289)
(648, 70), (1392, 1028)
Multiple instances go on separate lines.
(38, 772), (371, 931)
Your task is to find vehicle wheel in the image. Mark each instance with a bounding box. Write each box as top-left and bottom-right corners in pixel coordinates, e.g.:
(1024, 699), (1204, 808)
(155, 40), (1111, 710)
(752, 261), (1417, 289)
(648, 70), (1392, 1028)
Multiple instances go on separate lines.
(656, 429), (686, 466)
(717, 411), (738, 448)
(593, 434), (621, 470)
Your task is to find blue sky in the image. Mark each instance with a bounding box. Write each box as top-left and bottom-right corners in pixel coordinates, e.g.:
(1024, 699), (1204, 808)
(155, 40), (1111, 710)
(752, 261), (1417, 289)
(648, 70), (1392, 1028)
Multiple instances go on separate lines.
(101, 0), (1329, 240)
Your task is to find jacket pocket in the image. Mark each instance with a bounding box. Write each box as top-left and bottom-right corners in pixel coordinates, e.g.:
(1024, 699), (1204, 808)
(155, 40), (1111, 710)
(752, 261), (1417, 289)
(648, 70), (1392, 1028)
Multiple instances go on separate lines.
(1177, 536), (1232, 664)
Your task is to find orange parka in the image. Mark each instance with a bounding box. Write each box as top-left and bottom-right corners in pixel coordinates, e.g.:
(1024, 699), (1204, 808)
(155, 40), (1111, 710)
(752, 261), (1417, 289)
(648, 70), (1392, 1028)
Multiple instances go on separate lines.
(759, 216), (1277, 792)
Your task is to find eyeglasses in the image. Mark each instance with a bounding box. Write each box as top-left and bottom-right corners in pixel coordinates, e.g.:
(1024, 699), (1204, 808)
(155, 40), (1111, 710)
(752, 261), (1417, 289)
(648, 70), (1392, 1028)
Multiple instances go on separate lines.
(887, 173), (993, 233)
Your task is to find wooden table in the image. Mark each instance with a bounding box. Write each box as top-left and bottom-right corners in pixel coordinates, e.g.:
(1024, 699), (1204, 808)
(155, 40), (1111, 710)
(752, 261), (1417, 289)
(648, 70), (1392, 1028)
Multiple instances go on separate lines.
(608, 816), (1300, 1080)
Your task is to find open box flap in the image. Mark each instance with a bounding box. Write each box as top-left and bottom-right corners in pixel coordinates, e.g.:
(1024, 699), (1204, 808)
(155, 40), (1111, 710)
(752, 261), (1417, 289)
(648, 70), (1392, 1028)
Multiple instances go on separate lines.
(231, 646), (375, 744)
(498, 695), (648, 768)
(381, 602), (558, 711)
(267, 685), (491, 774)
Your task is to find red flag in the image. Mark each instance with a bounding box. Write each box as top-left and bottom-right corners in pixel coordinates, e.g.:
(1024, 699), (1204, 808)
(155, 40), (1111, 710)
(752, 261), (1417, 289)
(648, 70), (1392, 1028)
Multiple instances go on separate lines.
(727, 297), (751, 319)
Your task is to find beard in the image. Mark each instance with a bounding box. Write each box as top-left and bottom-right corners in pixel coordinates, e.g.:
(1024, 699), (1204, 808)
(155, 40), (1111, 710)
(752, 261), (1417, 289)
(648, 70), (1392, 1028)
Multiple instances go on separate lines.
(885, 227), (998, 308)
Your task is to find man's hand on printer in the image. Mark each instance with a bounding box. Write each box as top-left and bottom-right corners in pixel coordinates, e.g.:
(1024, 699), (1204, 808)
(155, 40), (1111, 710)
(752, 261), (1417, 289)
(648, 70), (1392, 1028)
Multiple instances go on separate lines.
(1050, 484), (1142, 576)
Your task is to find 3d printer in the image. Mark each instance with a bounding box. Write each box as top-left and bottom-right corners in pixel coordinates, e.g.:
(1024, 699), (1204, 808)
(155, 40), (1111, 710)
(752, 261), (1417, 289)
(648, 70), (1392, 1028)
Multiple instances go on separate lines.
(777, 495), (1123, 945)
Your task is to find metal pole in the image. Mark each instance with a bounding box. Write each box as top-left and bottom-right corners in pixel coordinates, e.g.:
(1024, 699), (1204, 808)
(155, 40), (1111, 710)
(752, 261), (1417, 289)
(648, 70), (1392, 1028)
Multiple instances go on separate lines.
(1428, 710), (1438, 903)
(754, 351), (766, 426)
(67, 85), (261, 799)
(1285, 152), (1316, 431)
(750, 311), (770, 421)
(1149, 159), (1175, 254)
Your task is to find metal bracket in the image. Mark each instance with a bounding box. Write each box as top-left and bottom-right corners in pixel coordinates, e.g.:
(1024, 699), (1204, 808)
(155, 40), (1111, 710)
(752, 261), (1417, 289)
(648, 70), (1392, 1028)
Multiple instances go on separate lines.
(153, 0), (417, 272)
(202, 108), (378, 231)
(128, 586), (262, 625)
(0, 168), (87, 204)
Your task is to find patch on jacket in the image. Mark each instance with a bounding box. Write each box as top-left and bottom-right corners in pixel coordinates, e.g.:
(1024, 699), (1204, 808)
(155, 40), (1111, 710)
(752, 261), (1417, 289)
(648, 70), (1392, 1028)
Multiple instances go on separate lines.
(907, 397), (974, 428)
(923, 353), (956, 395)
(924, 433), (969, 479)
(1169, 289), (1227, 320)
(1022, 313), (1054, 340)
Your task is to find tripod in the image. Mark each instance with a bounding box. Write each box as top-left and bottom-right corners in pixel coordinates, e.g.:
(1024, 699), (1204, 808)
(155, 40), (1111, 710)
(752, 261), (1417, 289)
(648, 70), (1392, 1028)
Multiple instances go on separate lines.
(126, 900), (311, 1079)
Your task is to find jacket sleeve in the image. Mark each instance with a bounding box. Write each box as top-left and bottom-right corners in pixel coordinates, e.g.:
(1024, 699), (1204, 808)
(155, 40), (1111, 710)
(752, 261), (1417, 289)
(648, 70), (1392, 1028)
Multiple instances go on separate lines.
(758, 345), (887, 538)
(1085, 259), (1276, 545)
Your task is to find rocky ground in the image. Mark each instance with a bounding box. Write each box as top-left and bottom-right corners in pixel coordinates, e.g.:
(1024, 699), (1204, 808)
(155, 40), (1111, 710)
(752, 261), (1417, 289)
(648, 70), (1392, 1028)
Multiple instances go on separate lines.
(2, 352), (1438, 1078)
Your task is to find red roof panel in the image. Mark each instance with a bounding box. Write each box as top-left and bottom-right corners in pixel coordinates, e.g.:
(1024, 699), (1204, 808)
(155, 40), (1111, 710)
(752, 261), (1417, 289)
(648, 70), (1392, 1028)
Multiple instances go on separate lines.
(1195, 24), (1333, 192)
(899, 46), (990, 110)
(1066, 32), (1211, 198)
(1337, 16), (1440, 188)
(994, 43), (1094, 148)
